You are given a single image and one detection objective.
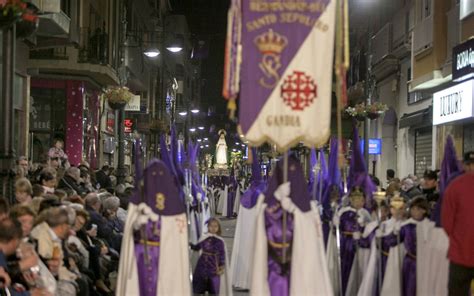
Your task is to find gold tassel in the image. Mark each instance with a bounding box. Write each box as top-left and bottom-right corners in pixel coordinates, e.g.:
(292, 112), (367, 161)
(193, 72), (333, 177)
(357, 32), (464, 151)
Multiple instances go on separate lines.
(228, 98), (237, 119)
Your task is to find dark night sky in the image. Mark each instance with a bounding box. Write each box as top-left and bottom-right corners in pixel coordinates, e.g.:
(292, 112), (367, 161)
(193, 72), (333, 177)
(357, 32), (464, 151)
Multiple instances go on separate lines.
(170, 0), (241, 146)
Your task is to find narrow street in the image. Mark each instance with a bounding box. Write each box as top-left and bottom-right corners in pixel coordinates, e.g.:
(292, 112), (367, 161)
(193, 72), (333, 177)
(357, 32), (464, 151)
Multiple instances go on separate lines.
(220, 217), (249, 296)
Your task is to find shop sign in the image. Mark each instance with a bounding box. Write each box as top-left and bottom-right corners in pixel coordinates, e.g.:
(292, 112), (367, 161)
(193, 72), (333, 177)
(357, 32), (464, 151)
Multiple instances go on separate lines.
(360, 139), (382, 155)
(453, 38), (474, 82)
(125, 95), (141, 111)
(433, 79), (474, 125)
(124, 118), (134, 133)
(106, 112), (115, 133)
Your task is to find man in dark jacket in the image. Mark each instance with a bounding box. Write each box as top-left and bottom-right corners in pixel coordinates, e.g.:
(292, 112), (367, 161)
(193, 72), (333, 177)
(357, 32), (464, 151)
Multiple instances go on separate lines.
(422, 170), (440, 211)
(95, 166), (112, 190)
(58, 167), (88, 196)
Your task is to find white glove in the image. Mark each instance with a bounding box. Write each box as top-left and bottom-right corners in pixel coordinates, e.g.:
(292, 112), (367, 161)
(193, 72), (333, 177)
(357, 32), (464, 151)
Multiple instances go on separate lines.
(353, 231), (361, 240)
(357, 215), (365, 227)
(133, 203), (159, 230)
(375, 229), (383, 238)
(274, 182), (291, 201)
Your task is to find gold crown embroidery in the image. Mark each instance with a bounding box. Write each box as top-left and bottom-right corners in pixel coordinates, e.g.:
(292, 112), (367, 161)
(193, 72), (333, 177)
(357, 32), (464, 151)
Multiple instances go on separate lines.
(156, 193), (165, 210)
(254, 29), (288, 55)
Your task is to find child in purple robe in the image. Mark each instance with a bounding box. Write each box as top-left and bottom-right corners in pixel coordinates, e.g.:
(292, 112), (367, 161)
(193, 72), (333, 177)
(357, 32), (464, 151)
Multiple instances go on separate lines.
(192, 218), (228, 295)
(337, 187), (369, 295)
(386, 196), (428, 296)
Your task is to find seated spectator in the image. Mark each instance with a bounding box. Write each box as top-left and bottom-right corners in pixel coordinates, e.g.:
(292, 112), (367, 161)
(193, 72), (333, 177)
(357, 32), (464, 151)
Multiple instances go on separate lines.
(58, 167), (88, 197)
(102, 196), (124, 234)
(30, 207), (77, 295)
(9, 206), (35, 239)
(17, 157), (30, 176)
(0, 197), (9, 221)
(69, 209), (112, 294)
(14, 178), (33, 206)
(0, 218), (47, 296)
(95, 166), (112, 191)
(84, 193), (122, 253)
(39, 169), (56, 195)
(54, 189), (68, 202)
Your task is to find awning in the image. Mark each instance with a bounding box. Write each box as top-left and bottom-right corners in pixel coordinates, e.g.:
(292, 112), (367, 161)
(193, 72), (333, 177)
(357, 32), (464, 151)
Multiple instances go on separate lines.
(399, 106), (432, 129)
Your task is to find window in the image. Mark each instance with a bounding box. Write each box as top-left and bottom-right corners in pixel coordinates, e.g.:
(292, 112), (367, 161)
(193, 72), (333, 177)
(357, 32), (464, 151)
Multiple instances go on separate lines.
(423, 0), (431, 18)
(61, 0), (71, 17)
(30, 88), (67, 163)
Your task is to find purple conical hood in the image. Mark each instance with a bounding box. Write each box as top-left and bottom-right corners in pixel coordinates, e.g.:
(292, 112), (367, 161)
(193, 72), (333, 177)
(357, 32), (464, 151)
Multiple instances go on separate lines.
(143, 160), (186, 215)
(348, 125), (376, 208)
(321, 137), (343, 207)
(265, 155), (311, 213)
(433, 136), (463, 226)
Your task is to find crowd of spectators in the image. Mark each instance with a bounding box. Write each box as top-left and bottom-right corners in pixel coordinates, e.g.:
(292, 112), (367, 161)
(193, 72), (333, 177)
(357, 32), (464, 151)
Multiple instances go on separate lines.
(0, 150), (134, 296)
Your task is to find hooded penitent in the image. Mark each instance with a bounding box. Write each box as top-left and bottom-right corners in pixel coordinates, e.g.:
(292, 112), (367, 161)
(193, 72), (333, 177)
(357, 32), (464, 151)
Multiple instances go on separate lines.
(117, 160), (190, 296)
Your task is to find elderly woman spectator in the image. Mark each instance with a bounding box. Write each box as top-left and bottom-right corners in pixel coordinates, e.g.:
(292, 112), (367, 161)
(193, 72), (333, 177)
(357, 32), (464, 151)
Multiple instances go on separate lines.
(102, 196), (124, 234)
(14, 178), (33, 206)
(84, 193), (122, 252)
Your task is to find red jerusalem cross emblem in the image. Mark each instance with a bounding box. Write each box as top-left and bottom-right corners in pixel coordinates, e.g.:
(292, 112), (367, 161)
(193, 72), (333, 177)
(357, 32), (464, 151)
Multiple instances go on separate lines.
(281, 71), (317, 111)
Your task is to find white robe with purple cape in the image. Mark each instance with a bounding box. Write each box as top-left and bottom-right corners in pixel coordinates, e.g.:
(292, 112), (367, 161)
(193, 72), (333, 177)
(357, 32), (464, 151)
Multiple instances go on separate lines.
(116, 203), (191, 296)
(416, 219), (449, 295)
(250, 191), (333, 295)
(231, 200), (259, 289)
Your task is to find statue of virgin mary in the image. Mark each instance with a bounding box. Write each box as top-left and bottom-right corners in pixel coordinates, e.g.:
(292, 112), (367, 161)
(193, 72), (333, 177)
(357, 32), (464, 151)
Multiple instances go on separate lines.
(215, 130), (228, 169)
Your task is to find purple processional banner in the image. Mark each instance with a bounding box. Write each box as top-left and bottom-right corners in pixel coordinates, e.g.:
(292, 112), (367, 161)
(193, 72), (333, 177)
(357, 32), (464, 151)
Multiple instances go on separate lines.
(224, 0), (336, 151)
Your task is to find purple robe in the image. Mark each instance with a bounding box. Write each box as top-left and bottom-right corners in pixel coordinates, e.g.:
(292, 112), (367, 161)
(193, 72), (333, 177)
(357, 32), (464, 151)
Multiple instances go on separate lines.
(379, 233), (392, 286)
(134, 219), (161, 296)
(192, 236), (226, 294)
(385, 222), (417, 296)
(265, 203), (294, 296)
(400, 223), (417, 296)
(240, 181), (266, 209)
(339, 209), (363, 295)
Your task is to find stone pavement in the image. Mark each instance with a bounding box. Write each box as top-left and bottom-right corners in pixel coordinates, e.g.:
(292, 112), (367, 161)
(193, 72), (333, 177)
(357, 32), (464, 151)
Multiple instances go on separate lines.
(219, 216), (249, 296)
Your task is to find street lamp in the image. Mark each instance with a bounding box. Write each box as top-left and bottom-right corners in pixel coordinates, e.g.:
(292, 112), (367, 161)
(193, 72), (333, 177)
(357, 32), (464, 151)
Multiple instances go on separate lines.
(167, 46), (183, 53)
(198, 126), (204, 130)
(189, 128), (196, 132)
(178, 111), (187, 116)
(191, 108), (199, 114)
(144, 48), (160, 57)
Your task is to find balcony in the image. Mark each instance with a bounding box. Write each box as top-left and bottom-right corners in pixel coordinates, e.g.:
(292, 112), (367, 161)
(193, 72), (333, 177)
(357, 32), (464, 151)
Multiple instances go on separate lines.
(29, 0), (61, 13)
(391, 8), (412, 59)
(28, 46), (119, 86)
(371, 23), (398, 80)
(36, 11), (70, 37)
(413, 15), (434, 58)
